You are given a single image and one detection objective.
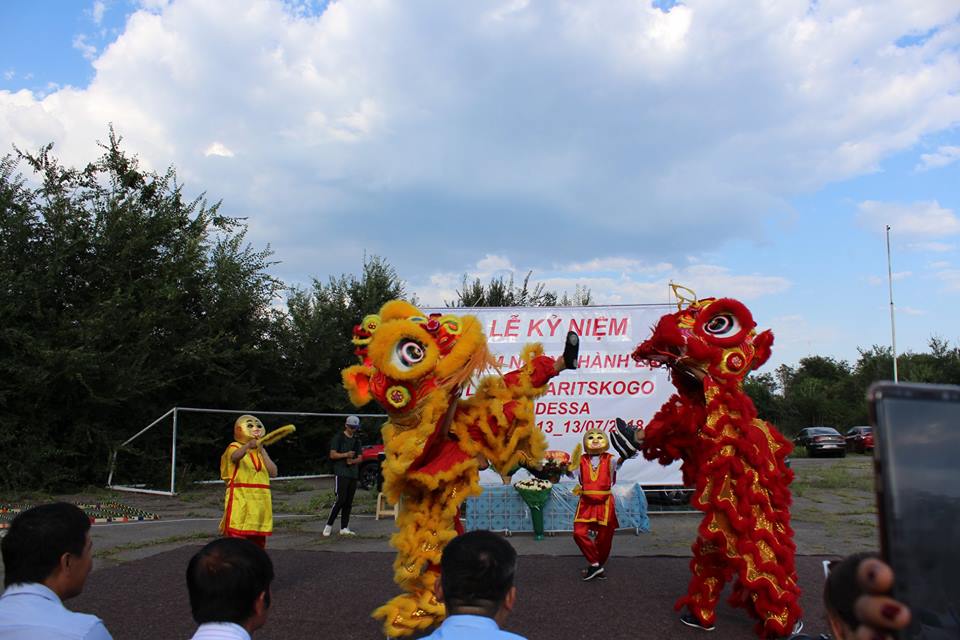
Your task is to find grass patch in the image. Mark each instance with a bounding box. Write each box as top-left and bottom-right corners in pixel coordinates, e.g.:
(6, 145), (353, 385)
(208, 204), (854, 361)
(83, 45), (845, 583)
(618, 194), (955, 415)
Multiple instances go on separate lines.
(96, 531), (211, 560)
(793, 463), (872, 493)
(275, 480), (313, 494)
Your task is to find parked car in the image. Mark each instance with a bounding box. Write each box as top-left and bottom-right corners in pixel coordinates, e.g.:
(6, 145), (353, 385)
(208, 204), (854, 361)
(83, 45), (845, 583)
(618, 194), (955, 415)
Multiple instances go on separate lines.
(644, 485), (692, 506)
(844, 426), (874, 454)
(793, 427), (847, 457)
(358, 444), (385, 490)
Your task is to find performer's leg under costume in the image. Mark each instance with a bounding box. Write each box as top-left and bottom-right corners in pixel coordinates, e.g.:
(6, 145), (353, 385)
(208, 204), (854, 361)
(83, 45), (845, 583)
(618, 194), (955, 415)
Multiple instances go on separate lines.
(573, 522), (615, 565)
(681, 537), (729, 626)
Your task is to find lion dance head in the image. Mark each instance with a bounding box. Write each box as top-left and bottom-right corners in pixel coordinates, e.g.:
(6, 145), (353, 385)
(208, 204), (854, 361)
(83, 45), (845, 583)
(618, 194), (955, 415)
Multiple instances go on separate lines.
(631, 287), (773, 391)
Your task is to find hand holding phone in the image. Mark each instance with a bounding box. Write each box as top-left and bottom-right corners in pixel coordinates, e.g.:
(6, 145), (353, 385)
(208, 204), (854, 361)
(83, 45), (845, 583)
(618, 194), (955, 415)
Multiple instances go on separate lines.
(869, 382), (960, 639)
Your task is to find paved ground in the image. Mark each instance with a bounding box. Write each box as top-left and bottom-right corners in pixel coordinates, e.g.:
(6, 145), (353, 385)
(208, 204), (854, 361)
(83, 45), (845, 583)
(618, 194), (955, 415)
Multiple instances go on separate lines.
(5, 455), (877, 639)
(70, 547), (834, 640)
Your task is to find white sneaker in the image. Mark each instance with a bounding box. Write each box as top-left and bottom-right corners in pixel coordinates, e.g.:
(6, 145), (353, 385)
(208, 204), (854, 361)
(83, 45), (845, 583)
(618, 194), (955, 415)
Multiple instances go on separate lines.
(339, 527), (356, 536)
(322, 524), (332, 537)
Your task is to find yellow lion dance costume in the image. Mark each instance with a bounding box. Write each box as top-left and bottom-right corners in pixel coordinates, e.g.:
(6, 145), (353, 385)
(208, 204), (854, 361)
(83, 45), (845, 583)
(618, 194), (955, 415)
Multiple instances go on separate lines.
(342, 300), (571, 637)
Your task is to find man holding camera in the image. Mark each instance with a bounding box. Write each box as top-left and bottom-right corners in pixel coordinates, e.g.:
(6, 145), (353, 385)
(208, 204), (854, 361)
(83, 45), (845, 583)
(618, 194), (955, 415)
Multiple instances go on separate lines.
(322, 415), (364, 537)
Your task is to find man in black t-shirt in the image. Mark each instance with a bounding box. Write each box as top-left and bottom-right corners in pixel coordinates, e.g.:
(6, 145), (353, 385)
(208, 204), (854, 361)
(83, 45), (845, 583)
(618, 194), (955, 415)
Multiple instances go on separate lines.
(323, 415), (363, 536)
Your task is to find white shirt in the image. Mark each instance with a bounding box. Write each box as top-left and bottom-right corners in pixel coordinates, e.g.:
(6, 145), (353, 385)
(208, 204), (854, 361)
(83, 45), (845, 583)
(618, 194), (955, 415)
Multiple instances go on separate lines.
(190, 622), (252, 640)
(0, 583), (112, 639)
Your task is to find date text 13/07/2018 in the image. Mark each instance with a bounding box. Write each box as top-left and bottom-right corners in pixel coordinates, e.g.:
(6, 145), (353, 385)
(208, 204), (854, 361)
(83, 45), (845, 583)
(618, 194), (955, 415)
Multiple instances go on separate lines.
(537, 418), (644, 434)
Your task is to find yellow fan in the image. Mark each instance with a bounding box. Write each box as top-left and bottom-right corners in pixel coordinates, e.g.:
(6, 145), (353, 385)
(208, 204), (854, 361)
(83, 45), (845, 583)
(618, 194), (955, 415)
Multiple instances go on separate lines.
(258, 424), (296, 447)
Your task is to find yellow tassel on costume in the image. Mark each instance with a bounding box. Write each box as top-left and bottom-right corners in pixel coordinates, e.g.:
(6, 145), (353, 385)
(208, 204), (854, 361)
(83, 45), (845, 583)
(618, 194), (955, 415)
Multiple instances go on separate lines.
(569, 443), (582, 471)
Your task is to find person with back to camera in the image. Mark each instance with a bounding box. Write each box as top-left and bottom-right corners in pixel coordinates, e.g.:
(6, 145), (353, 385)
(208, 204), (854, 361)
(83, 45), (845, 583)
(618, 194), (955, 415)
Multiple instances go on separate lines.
(0, 502), (112, 639)
(186, 537), (275, 640)
(423, 530), (525, 640)
(323, 414), (364, 537)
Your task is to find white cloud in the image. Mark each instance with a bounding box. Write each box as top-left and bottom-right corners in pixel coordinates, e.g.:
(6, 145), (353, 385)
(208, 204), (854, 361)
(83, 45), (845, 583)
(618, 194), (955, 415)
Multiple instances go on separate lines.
(413, 256), (789, 306)
(929, 260), (951, 269)
(908, 241), (955, 252)
(935, 268), (960, 291)
(72, 34), (98, 61)
(866, 271), (912, 285)
(562, 257), (673, 274)
(2, 70), (13, 81)
(91, 1), (106, 25)
(204, 141), (235, 157)
(475, 254), (515, 273)
(1, 0), (959, 281)
(916, 145), (960, 171)
(899, 306), (925, 316)
(857, 200), (960, 237)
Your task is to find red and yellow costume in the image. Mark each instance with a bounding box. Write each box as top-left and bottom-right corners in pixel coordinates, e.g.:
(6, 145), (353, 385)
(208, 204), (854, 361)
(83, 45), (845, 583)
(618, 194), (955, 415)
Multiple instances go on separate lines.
(629, 287), (800, 638)
(219, 415), (272, 547)
(342, 300), (564, 637)
(573, 432), (619, 567)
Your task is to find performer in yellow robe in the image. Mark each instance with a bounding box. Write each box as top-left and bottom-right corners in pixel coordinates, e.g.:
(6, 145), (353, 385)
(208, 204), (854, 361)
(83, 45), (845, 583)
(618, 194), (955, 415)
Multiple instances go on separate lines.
(219, 414), (278, 548)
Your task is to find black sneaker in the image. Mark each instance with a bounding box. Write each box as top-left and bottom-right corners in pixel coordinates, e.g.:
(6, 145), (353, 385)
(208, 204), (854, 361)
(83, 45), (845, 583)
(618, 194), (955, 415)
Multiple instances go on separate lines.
(680, 612), (715, 631)
(582, 565), (604, 581)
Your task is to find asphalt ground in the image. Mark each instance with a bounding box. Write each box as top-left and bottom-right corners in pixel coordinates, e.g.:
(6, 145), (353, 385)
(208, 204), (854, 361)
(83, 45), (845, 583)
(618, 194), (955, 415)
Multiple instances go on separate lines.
(70, 547), (834, 640)
(6, 457), (876, 639)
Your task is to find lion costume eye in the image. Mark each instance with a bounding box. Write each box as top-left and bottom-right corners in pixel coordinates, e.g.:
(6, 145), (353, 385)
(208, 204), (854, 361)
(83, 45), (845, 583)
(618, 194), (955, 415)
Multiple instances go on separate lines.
(393, 339), (426, 370)
(703, 313), (740, 337)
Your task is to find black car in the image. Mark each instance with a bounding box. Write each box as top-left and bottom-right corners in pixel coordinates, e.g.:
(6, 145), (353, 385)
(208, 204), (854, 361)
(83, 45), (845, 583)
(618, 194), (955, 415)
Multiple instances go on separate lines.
(793, 427), (847, 457)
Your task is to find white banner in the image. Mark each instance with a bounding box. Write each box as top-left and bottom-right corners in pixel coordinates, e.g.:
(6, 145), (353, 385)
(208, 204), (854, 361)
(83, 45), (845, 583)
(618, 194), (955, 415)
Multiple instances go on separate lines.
(428, 305), (684, 486)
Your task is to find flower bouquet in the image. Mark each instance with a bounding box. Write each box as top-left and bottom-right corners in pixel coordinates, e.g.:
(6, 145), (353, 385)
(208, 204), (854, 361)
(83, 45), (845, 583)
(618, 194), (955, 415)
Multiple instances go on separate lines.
(513, 477), (554, 540)
(530, 449), (578, 483)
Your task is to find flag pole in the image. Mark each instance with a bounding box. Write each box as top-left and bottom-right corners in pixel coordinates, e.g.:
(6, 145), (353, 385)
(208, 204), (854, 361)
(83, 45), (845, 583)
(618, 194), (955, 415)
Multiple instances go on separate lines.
(885, 225), (899, 382)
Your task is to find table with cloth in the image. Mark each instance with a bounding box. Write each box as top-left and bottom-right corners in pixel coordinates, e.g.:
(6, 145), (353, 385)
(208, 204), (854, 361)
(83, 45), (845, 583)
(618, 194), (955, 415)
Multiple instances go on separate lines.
(463, 482), (650, 534)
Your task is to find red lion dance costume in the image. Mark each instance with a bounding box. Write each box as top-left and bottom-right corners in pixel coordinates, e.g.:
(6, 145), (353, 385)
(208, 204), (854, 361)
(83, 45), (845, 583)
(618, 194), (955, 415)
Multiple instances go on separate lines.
(341, 300), (577, 637)
(614, 287), (801, 638)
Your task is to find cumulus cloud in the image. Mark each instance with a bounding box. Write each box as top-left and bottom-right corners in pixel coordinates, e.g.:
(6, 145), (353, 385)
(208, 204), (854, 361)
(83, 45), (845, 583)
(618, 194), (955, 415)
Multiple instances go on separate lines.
(1, 0), (959, 281)
(916, 145), (960, 171)
(866, 271), (912, 285)
(204, 141), (235, 157)
(91, 1), (106, 25)
(414, 254), (789, 306)
(857, 200), (960, 237)
(72, 34), (98, 61)
(899, 306), (926, 316)
(935, 268), (960, 291)
(908, 241), (955, 252)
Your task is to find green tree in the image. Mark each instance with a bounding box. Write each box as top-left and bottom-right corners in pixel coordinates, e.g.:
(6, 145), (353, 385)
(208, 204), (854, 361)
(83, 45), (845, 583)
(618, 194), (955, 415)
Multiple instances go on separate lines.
(0, 132), (282, 490)
(277, 255), (409, 412)
(448, 270), (591, 307)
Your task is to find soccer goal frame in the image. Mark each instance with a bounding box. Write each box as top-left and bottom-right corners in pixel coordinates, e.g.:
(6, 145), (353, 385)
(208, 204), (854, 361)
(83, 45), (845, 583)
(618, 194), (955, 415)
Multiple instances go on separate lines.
(106, 406), (386, 496)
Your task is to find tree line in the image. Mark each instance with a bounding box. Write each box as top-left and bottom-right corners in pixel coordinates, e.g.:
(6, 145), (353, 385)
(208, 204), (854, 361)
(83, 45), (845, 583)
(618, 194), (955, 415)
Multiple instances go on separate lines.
(0, 135), (595, 491)
(3, 136), (956, 491)
(744, 340), (960, 436)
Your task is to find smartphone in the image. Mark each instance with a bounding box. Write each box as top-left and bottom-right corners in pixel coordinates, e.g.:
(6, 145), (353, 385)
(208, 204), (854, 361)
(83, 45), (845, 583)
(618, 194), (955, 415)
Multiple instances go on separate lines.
(869, 382), (960, 639)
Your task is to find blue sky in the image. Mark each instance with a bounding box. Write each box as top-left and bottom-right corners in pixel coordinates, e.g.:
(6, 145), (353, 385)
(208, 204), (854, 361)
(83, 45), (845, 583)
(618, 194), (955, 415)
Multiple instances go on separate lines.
(2, 0), (959, 373)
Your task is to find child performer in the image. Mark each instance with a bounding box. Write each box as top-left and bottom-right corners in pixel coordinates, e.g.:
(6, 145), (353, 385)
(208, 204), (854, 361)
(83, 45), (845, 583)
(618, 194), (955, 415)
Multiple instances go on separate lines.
(219, 414), (278, 548)
(573, 428), (624, 581)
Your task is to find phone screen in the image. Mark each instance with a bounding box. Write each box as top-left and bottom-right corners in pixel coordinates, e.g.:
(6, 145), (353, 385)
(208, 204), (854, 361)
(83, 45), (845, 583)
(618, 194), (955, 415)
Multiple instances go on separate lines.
(871, 383), (960, 638)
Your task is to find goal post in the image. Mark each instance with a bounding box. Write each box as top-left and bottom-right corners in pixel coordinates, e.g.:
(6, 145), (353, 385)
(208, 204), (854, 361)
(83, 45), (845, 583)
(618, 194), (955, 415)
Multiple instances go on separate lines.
(106, 406), (387, 496)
